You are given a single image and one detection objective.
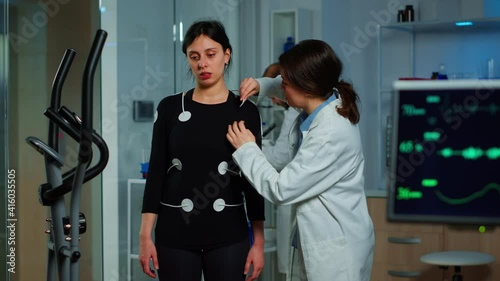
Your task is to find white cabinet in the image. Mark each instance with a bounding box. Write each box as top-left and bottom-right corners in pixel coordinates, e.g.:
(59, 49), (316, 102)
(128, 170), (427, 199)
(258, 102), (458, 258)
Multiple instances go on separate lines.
(270, 9), (313, 62)
(127, 179), (158, 281)
(263, 8), (313, 142)
(375, 18), (500, 191)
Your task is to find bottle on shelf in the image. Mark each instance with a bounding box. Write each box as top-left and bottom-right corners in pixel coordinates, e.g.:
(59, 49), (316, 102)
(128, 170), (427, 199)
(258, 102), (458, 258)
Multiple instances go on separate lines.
(488, 58), (495, 79)
(397, 10), (406, 22)
(405, 5), (415, 22)
(437, 64), (448, 80)
(283, 36), (295, 53)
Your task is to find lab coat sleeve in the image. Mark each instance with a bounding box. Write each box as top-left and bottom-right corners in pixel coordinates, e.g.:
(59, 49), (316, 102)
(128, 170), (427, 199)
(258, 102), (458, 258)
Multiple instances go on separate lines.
(261, 107), (299, 171)
(233, 110), (363, 205)
(233, 138), (334, 205)
(256, 75), (285, 104)
(276, 204), (292, 273)
(260, 108), (298, 274)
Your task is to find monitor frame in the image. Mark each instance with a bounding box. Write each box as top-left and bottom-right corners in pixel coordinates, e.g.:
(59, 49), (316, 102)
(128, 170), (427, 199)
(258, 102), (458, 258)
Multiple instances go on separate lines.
(387, 79), (500, 225)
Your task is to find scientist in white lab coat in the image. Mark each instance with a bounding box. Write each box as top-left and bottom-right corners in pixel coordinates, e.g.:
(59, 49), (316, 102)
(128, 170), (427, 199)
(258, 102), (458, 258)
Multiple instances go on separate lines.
(227, 39), (374, 281)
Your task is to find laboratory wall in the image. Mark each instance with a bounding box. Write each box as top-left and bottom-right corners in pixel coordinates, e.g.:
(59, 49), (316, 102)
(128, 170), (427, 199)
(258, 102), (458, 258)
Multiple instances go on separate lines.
(101, 0), (321, 279)
(1, 0), (8, 280)
(5, 0), (102, 280)
(2, 0), (499, 280)
(99, 0), (242, 279)
(322, 0), (500, 193)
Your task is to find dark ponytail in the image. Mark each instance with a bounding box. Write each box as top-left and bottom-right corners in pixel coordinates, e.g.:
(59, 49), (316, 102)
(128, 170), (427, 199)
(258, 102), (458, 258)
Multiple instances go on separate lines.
(279, 39), (361, 125)
(336, 79), (360, 124)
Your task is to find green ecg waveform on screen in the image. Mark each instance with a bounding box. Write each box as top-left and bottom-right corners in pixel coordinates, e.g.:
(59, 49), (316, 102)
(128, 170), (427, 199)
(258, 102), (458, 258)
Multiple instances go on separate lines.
(442, 104), (499, 115)
(434, 183), (500, 205)
(399, 141), (424, 153)
(422, 179), (438, 187)
(438, 147), (500, 160)
(426, 95), (441, 104)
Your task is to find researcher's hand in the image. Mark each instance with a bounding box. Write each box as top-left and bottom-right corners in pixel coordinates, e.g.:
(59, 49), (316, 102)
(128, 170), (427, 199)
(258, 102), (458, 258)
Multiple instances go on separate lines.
(244, 244), (265, 281)
(139, 236), (159, 278)
(239, 77), (260, 101)
(227, 121), (256, 149)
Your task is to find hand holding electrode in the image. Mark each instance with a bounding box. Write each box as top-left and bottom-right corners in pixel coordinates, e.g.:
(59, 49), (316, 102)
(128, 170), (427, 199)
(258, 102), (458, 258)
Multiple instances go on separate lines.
(227, 121), (256, 149)
(239, 77), (261, 101)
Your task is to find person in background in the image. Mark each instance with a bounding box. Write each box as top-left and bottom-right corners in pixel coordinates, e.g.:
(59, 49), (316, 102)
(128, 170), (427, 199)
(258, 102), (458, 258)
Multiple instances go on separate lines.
(229, 39), (375, 281)
(139, 20), (265, 281)
(260, 62), (291, 112)
(258, 62), (300, 278)
(258, 62), (300, 169)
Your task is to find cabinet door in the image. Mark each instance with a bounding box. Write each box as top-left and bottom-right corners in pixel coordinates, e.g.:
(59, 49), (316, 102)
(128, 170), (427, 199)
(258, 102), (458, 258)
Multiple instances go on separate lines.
(128, 180), (159, 281)
(270, 9), (313, 62)
(374, 231), (443, 265)
(442, 226), (500, 281)
(368, 198), (444, 281)
(368, 198), (443, 233)
(371, 263), (443, 281)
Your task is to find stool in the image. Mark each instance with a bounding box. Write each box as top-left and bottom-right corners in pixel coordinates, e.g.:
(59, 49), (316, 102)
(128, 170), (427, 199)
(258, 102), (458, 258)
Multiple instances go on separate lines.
(420, 251), (495, 281)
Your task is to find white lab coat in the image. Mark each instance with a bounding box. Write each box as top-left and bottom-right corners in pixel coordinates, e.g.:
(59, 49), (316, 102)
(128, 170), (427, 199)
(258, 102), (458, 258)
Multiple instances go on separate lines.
(233, 76), (375, 281)
(261, 107), (300, 274)
(261, 107), (300, 171)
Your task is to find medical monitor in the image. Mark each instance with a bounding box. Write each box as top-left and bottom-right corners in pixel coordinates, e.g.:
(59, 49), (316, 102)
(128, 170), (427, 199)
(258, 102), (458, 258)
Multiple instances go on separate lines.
(388, 80), (500, 225)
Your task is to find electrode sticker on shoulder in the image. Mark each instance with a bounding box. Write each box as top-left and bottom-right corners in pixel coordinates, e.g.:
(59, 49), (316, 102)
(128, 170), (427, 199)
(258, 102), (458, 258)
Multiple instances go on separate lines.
(178, 111), (191, 122)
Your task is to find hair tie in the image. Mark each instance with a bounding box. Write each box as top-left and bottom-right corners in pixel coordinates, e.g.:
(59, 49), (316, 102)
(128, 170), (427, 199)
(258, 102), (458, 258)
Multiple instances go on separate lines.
(332, 87), (340, 98)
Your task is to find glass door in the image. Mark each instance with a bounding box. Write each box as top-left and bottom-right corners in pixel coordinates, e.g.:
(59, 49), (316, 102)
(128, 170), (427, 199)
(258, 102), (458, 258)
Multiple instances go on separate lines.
(99, 1), (244, 279)
(5, 1), (103, 280)
(1, 0), (9, 279)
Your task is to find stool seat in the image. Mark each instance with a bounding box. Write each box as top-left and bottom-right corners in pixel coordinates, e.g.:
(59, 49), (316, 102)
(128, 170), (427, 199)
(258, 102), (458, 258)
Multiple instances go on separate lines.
(421, 251), (495, 266)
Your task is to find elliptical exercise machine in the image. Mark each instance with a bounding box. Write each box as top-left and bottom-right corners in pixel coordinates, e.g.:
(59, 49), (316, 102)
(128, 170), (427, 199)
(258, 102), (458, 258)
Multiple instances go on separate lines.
(26, 29), (108, 281)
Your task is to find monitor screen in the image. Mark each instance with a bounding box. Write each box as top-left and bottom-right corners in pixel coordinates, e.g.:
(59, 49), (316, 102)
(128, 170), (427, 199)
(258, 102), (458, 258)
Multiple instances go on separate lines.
(388, 80), (500, 225)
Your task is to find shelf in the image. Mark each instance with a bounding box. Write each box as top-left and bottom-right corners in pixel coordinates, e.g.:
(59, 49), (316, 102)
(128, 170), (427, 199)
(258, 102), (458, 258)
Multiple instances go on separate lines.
(128, 178), (146, 184)
(127, 179), (147, 281)
(380, 17), (500, 33)
(376, 16), (500, 194)
(264, 241), (277, 253)
(270, 8), (313, 62)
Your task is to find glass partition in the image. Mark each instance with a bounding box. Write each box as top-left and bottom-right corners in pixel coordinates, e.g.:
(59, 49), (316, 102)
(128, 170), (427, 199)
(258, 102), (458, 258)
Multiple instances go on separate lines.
(2, 0), (296, 280)
(98, 2), (289, 280)
(5, 1), (102, 280)
(100, 1), (242, 279)
(1, 0), (9, 280)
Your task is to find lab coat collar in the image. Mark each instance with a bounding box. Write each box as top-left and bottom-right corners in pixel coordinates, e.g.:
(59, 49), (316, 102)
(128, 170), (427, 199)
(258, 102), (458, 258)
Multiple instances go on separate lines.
(298, 94), (337, 142)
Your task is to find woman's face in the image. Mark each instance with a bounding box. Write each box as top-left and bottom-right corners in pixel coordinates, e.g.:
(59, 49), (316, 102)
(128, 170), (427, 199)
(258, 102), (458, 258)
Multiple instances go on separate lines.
(280, 72), (306, 109)
(186, 34), (230, 87)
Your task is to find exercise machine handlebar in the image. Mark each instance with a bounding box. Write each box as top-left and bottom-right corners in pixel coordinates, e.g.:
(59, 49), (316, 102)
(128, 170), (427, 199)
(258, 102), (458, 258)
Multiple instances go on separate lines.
(38, 30), (109, 203)
(26, 28), (109, 281)
(80, 29), (107, 164)
(49, 49), (76, 151)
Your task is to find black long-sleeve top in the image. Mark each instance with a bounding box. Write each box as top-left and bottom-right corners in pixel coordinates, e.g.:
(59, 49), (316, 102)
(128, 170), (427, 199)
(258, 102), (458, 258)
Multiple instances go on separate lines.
(142, 89), (265, 250)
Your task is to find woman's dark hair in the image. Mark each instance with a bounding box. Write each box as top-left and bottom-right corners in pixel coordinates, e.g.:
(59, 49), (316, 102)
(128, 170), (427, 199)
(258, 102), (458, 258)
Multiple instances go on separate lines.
(182, 20), (233, 70)
(279, 39), (360, 124)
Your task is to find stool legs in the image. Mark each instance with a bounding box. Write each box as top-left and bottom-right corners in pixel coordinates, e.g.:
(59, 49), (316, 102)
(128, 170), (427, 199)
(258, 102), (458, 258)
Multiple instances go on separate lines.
(452, 266), (462, 281)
